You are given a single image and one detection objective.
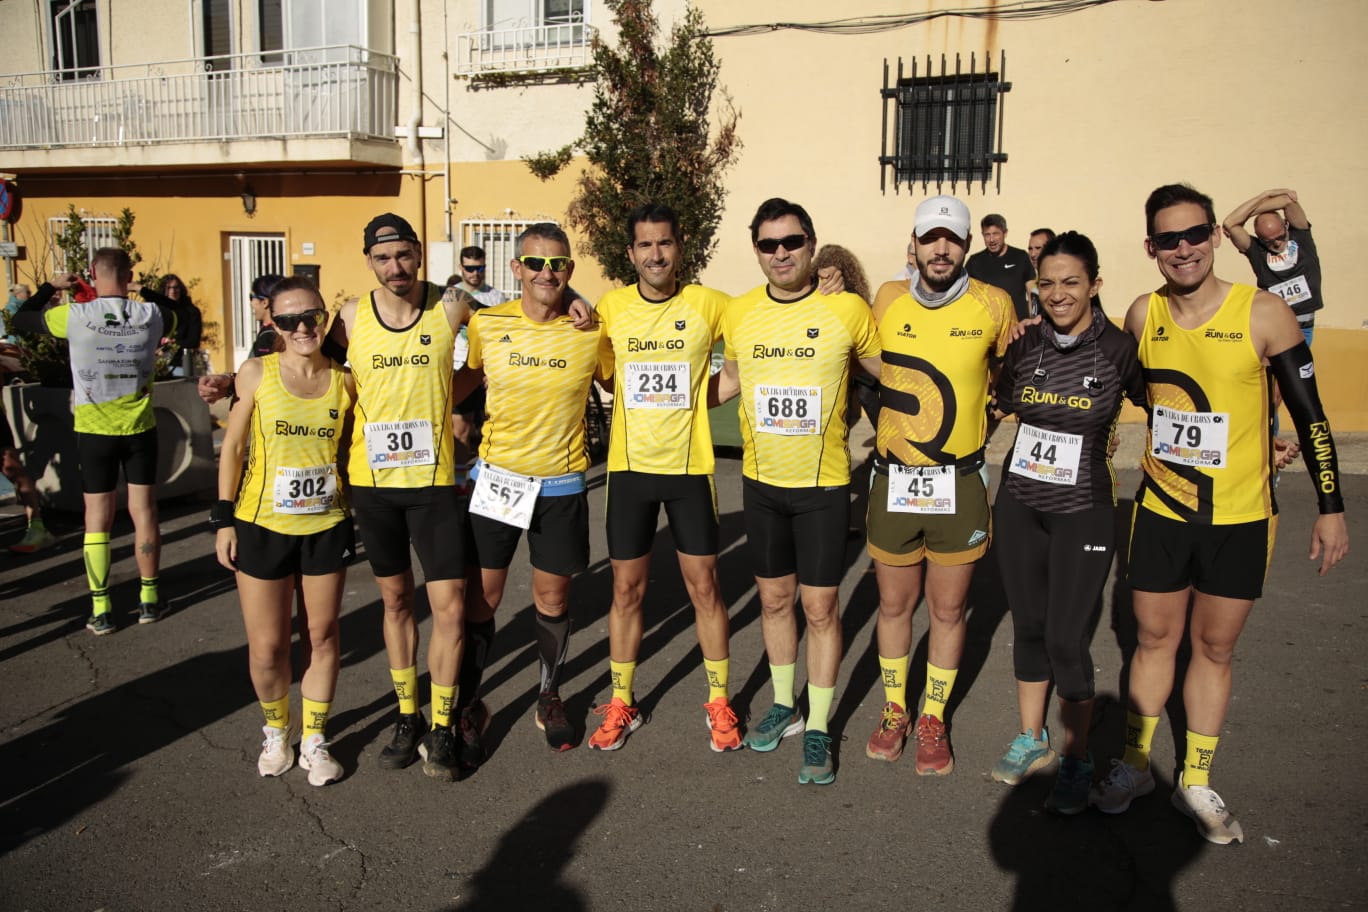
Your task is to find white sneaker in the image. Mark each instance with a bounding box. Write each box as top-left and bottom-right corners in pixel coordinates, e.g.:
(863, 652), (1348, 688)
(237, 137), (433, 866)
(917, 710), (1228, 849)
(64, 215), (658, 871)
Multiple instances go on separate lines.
(1089, 758), (1155, 814)
(257, 722), (297, 777)
(1171, 773), (1244, 845)
(298, 733), (343, 786)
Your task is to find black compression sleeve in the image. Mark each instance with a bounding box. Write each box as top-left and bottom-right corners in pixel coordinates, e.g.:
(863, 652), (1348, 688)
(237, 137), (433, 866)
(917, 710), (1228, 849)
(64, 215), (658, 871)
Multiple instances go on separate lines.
(1268, 342), (1344, 514)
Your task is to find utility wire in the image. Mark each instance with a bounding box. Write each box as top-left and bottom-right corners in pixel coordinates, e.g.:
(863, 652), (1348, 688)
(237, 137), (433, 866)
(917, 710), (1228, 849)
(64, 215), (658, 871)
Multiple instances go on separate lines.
(701, 0), (1120, 38)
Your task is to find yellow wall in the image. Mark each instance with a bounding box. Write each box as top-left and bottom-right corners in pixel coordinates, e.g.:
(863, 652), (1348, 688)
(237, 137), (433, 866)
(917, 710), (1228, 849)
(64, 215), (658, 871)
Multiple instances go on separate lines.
(690, 0), (1368, 428)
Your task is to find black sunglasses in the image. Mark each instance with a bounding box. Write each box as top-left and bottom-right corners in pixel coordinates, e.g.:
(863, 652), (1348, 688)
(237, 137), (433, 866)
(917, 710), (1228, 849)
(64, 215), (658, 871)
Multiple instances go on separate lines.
(461, 263), (487, 272)
(1150, 223), (1215, 251)
(516, 255), (571, 273)
(272, 309), (328, 332)
(755, 233), (808, 255)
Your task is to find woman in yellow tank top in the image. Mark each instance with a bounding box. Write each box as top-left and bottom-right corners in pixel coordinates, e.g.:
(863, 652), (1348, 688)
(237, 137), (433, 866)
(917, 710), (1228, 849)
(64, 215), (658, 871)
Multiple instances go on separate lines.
(211, 277), (357, 786)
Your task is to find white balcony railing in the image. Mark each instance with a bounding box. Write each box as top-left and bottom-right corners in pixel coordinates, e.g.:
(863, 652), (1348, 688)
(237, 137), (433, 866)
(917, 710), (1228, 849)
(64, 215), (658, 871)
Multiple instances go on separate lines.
(0, 45), (397, 150)
(454, 22), (596, 77)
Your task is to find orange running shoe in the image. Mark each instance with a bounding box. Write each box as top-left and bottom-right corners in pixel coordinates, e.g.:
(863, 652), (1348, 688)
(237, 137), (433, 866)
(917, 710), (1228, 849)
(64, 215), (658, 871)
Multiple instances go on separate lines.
(914, 713), (954, 775)
(587, 697), (642, 751)
(704, 697), (743, 752)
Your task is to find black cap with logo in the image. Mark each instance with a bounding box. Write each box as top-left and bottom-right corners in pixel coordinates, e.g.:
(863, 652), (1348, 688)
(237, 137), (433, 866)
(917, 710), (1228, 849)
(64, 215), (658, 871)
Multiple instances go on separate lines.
(363, 213), (419, 253)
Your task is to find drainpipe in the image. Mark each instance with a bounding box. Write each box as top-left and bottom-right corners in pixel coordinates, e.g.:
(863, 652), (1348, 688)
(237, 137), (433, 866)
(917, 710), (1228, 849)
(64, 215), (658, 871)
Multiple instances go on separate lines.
(407, 0), (427, 272)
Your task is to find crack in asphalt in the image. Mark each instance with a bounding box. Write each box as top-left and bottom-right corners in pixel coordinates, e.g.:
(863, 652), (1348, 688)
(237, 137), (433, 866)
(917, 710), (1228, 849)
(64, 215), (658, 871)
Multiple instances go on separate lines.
(283, 779), (371, 909)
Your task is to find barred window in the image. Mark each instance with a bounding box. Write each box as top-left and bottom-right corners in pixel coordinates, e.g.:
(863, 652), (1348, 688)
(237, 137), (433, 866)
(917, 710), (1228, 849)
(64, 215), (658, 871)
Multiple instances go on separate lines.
(48, 215), (117, 273)
(880, 52), (1011, 194)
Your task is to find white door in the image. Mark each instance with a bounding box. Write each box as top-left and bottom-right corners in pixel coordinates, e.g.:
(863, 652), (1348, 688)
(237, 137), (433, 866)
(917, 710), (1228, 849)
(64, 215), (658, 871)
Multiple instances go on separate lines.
(227, 234), (286, 369)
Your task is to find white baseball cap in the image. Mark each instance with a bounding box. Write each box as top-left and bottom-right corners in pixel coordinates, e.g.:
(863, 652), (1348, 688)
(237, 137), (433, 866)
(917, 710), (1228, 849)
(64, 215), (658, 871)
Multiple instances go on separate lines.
(913, 196), (971, 241)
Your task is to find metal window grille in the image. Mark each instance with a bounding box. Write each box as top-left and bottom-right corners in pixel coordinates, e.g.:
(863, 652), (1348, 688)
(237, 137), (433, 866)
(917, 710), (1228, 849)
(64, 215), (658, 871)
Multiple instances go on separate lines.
(47, 215), (117, 272)
(880, 51), (1011, 194)
(459, 218), (556, 299)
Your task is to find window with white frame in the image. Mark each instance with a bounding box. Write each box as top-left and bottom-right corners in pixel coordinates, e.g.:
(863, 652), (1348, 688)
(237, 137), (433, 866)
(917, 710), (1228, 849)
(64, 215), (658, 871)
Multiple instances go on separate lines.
(48, 216), (117, 274)
(484, 0), (588, 46)
(49, 0), (101, 80)
(460, 218), (556, 299)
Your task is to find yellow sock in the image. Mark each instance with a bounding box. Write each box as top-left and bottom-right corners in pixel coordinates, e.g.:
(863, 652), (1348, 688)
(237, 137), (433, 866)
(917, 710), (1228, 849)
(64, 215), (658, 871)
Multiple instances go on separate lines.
(1121, 711), (1160, 771)
(610, 660), (636, 705)
(806, 684), (835, 735)
(879, 654), (910, 709)
(260, 694), (290, 730)
(302, 697), (330, 741)
(769, 663), (796, 709)
(923, 663), (958, 720)
(83, 532), (111, 614)
(703, 657), (729, 702)
(1184, 730), (1219, 788)
(139, 576), (159, 605)
(431, 683), (457, 728)
(390, 666), (419, 715)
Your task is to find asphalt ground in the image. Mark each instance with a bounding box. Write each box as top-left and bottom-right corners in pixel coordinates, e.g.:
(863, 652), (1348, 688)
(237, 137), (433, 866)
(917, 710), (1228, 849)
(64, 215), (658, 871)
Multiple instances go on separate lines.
(1, 422), (1365, 911)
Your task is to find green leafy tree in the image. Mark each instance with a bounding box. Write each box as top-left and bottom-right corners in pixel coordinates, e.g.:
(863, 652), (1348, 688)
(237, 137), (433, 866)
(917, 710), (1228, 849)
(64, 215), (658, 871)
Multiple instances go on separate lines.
(526, 0), (740, 285)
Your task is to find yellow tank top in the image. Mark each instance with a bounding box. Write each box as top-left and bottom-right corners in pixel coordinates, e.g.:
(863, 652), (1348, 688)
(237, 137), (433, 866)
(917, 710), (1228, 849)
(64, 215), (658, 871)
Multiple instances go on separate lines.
(597, 283), (727, 475)
(235, 355), (351, 534)
(467, 299), (614, 477)
(873, 278), (1014, 467)
(1137, 283), (1272, 524)
(346, 284), (457, 488)
(722, 286), (882, 487)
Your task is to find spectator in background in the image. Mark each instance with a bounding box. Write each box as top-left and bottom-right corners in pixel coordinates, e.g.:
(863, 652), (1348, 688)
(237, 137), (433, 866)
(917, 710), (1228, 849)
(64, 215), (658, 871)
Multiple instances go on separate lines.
(1025, 228), (1056, 316)
(4, 283), (31, 343)
(967, 214), (1036, 319)
(196, 273), (286, 406)
(136, 274), (203, 375)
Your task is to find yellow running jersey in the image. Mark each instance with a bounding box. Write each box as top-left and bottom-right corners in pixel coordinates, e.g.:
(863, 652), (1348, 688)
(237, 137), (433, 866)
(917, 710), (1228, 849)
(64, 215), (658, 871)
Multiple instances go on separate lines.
(722, 285), (881, 488)
(467, 300), (613, 477)
(346, 284), (457, 488)
(596, 283), (727, 475)
(235, 355), (351, 535)
(1137, 283), (1272, 524)
(873, 278), (1013, 467)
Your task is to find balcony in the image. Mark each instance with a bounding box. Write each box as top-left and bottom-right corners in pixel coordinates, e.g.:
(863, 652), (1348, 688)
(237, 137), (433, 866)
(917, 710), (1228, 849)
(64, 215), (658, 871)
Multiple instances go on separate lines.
(454, 22), (597, 79)
(0, 45), (401, 172)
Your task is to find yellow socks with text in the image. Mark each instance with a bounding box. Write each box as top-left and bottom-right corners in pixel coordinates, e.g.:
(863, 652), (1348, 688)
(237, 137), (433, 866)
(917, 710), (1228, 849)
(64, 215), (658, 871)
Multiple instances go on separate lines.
(139, 576), (159, 606)
(703, 657), (729, 703)
(1122, 711), (1160, 771)
(770, 663), (797, 709)
(1183, 730), (1219, 788)
(923, 663), (958, 720)
(806, 684), (835, 735)
(302, 697), (330, 741)
(261, 694), (290, 730)
(431, 683), (456, 728)
(879, 654), (910, 709)
(83, 532), (111, 614)
(610, 660), (636, 705)
(391, 666), (419, 715)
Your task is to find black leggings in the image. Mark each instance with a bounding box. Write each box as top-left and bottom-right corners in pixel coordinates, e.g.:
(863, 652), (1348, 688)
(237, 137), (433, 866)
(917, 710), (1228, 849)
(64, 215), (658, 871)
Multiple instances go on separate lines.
(993, 487), (1114, 702)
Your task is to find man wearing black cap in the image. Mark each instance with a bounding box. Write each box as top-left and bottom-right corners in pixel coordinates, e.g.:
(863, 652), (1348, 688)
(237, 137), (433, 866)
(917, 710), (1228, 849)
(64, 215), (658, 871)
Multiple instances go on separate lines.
(324, 212), (477, 781)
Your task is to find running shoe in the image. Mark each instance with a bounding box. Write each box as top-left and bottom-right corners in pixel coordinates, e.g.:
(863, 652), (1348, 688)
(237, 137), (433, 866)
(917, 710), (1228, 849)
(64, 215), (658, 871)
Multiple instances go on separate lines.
(298, 733), (343, 786)
(137, 601), (163, 625)
(991, 727), (1056, 784)
(588, 697), (642, 751)
(704, 697), (743, 752)
(86, 612), (114, 636)
(743, 703), (805, 753)
(258, 721), (298, 777)
(865, 701), (912, 762)
(458, 699), (490, 771)
(1045, 753), (1094, 815)
(9, 523), (57, 554)
(377, 711), (426, 770)
(535, 691), (575, 751)
(1089, 758), (1155, 814)
(418, 725), (458, 781)
(1171, 773), (1244, 845)
(913, 713), (954, 775)
(797, 731), (836, 785)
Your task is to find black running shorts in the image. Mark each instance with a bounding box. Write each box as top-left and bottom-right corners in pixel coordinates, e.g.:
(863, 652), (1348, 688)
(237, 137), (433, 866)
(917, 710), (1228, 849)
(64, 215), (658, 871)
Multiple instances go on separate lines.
(77, 428), (158, 493)
(234, 517), (356, 580)
(1127, 505), (1275, 601)
(469, 491), (589, 576)
(351, 484), (467, 580)
(741, 476), (849, 587)
(605, 471), (718, 561)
